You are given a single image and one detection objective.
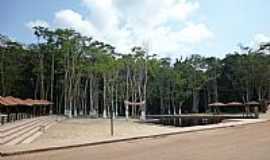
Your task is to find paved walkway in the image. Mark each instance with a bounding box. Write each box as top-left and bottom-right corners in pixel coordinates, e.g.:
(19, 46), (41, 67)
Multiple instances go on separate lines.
(4, 119), (270, 160)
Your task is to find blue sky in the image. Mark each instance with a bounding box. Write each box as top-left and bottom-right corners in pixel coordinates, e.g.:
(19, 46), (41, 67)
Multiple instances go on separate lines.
(1, 0), (270, 58)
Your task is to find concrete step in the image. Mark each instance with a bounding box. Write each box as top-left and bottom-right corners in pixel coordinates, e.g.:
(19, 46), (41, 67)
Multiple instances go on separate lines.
(5, 126), (42, 145)
(0, 118), (41, 132)
(1, 119), (46, 138)
(21, 120), (56, 144)
(4, 119), (56, 145)
(21, 131), (43, 144)
(1, 119), (48, 145)
(45, 121), (56, 130)
(1, 116), (62, 145)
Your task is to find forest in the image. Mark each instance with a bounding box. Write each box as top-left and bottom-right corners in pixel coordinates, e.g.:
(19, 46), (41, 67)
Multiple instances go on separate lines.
(1, 27), (270, 117)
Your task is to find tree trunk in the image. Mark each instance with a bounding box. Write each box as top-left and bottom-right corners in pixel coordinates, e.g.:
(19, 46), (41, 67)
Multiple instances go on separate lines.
(0, 49), (5, 96)
(192, 89), (199, 113)
(178, 102), (183, 114)
(258, 87), (262, 101)
(83, 79), (88, 115)
(160, 88), (164, 114)
(111, 84), (115, 118)
(103, 74), (107, 118)
(40, 49), (45, 99)
(34, 78), (39, 99)
(89, 75), (94, 115)
(126, 66), (129, 100)
(64, 52), (70, 117)
(50, 52), (54, 114)
(115, 86), (118, 117)
(214, 78), (218, 102)
(246, 87), (250, 102)
(268, 85), (270, 100)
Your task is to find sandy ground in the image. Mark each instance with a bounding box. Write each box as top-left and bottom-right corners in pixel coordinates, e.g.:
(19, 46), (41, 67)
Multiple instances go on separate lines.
(31, 118), (178, 145)
(4, 120), (270, 160)
(30, 109), (270, 146)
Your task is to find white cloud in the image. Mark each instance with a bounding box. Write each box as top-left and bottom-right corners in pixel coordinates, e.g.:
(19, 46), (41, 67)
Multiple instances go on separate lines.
(54, 9), (98, 38)
(177, 23), (214, 43)
(147, 23), (213, 59)
(244, 33), (270, 49)
(254, 33), (270, 44)
(248, 34), (270, 52)
(232, 33), (270, 54)
(28, 0), (214, 58)
(26, 20), (50, 29)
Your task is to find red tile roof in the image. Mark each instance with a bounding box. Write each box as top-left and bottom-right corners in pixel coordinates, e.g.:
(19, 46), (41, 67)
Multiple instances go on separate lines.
(0, 96), (52, 106)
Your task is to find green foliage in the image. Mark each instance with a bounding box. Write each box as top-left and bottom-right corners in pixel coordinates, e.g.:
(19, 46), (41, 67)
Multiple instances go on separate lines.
(1, 27), (270, 115)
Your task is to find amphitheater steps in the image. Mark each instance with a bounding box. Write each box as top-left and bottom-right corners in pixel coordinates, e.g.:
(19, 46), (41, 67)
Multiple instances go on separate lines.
(0, 116), (61, 145)
(21, 131), (43, 144)
(21, 120), (55, 144)
(1, 119), (45, 138)
(0, 118), (41, 132)
(1, 119), (47, 145)
(5, 126), (43, 145)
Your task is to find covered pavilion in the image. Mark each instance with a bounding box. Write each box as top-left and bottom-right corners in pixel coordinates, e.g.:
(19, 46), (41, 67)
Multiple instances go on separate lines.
(0, 96), (52, 124)
(208, 102), (226, 114)
(209, 101), (260, 118)
(245, 101), (260, 118)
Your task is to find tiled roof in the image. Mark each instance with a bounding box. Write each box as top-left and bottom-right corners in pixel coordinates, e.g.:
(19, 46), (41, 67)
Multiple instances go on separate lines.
(0, 96), (52, 106)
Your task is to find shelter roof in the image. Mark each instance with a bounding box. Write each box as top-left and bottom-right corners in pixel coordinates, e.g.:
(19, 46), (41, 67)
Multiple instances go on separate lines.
(0, 96), (52, 106)
(208, 102), (226, 107)
(246, 101), (260, 106)
(226, 102), (244, 106)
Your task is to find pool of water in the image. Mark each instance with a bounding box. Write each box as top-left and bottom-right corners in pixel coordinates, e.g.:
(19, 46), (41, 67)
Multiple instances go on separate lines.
(145, 115), (225, 127)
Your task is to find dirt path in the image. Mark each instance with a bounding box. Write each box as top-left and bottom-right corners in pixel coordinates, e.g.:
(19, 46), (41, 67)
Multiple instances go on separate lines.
(4, 121), (270, 160)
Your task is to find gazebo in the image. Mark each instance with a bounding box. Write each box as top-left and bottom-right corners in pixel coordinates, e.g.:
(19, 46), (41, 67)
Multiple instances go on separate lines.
(209, 101), (260, 118)
(0, 96), (26, 123)
(245, 101), (260, 118)
(225, 102), (245, 117)
(208, 102), (226, 114)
